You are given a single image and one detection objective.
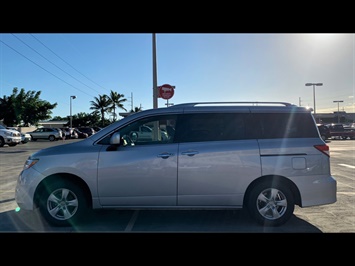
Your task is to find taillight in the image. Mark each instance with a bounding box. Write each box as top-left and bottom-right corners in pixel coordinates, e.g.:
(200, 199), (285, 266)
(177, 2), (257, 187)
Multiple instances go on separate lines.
(314, 144), (330, 157)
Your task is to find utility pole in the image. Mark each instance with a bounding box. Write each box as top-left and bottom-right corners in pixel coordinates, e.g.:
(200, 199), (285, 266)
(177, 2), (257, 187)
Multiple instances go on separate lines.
(152, 33), (158, 109)
(70, 95), (76, 130)
(131, 92), (133, 111)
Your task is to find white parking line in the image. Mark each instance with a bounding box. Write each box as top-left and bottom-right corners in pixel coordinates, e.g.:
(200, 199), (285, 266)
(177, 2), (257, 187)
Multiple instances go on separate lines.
(338, 164), (355, 169)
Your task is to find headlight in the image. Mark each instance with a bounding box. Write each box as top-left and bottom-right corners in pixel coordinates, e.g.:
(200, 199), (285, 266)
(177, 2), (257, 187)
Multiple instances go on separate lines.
(24, 159), (39, 170)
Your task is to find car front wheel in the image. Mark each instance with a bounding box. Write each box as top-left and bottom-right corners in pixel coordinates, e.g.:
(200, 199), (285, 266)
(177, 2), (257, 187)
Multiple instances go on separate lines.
(247, 179), (294, 227)
(38, 180), (88, 227)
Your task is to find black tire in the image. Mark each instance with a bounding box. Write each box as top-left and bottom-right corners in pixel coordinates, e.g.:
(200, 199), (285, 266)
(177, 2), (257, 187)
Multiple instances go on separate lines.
(38, 180), (88, 227)
(247, 179), (294, 227)
(0, 137), (4, 147)
(8, 143), (17, 146)
(48, 135), (56, 141)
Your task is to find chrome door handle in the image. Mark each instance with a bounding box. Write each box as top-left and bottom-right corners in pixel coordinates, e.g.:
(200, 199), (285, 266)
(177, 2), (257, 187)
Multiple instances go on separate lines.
(157, 152), (174, 159)
(181, 151), (199, 156)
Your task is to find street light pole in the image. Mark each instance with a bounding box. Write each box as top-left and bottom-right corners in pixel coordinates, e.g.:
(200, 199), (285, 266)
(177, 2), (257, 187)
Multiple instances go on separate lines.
(70, 95), (76, 130)
(305, 83), (323, 121)
(333, 100), (344, 123)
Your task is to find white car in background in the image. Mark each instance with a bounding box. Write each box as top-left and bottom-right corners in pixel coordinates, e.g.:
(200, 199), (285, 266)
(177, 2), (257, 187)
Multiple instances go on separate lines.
(129, 125), (169, 142)
(0, 125), (22, 147)
(21, 132), (31, 143)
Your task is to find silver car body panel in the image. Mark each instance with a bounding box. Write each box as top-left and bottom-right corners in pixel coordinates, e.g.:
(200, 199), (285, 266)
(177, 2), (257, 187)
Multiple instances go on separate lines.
(258, 138), (336, 206)
(177, 140), (260, 206)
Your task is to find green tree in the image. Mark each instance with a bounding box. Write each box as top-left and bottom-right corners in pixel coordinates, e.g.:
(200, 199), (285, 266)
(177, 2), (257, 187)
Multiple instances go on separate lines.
(90, 94), (111, 127)
(130, 106), (143, 113)
(69, 112), (102, 128)
(0, 87), (57, 126)
(0, 95), (17, 126)
(106, 90), (127, 121)
(50, 116), (66, 121)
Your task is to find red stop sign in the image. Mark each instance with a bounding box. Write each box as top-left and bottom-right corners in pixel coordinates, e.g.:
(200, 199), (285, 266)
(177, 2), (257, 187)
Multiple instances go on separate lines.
(159, 84), (175, 100)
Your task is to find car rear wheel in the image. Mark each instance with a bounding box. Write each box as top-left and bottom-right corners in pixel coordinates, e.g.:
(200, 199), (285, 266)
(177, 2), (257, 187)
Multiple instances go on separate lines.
(38, 180), (88, 227)
(247, 179), (294, 227)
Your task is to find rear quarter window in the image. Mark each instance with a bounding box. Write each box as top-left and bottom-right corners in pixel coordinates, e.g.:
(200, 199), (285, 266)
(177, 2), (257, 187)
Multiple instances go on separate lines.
(250, 113), (319, 139)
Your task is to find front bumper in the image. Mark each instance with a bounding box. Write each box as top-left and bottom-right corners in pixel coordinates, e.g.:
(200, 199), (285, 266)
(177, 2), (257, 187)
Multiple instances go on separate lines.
(4, 136), (21, 144)
(15, 168), (45, 210)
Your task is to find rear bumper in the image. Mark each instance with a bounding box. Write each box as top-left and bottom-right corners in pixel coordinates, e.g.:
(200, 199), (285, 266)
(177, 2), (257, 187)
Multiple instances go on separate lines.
(295, 175), (337, 207)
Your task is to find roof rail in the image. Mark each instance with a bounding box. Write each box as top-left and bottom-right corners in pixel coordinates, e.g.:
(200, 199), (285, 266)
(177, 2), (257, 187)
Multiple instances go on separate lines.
(169, 102), (296, 107)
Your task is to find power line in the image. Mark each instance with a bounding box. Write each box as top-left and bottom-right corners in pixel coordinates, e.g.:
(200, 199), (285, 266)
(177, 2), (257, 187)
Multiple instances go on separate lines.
(12, 34), (102, 95)
(30, 34), (110, 93)
(0, 38), (93, 97)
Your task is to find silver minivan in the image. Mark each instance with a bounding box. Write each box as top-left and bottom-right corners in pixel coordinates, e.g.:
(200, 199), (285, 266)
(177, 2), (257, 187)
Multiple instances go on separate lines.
(15, 102), (337, 227)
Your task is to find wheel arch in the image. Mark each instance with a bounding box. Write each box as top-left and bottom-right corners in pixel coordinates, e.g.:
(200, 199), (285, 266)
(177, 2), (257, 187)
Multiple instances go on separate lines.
(243, 175), (301, 207)
(34, 173), (93, 209)
(48, 135), (56, 141)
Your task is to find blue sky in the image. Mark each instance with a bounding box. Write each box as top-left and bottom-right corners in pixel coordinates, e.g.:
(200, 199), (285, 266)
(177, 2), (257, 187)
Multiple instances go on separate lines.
(0, 33), (354, 119)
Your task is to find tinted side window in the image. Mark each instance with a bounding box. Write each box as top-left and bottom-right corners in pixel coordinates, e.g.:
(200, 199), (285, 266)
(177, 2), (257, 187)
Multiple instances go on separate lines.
(251, 113), (319, 139)
(98, 115), (177, 145)
(176, 113), (246, 143)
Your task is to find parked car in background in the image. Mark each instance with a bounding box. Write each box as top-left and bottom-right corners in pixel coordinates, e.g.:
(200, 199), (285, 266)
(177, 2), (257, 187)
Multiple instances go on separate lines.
(55, 128), (64, 139)
(129, 124), (169, 142)
(73, 128), (89, 138)
(61, 128), (78, 139)
(6, 126), (31, 144)
(343, 123), (355, 130)
(21, 132), (31, 143)
(92, 126), (102, 132)
(28, 127), (62, 141)
(0, 124), (22, 147)
(317, 124), (331, 141)
(326, 123), (355, 140)
(76, 127), (96, 136)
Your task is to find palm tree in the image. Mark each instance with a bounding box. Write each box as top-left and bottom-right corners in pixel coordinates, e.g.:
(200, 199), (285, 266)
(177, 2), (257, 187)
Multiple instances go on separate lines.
(106, 90), (127, 121)
(90, 94), (111, 126)
(130, 106), (143, 113)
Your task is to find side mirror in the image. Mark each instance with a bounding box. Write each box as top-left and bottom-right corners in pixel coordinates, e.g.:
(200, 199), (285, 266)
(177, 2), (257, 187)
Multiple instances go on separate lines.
(106, 132), (122, 151)
(110, 132), (121, 145)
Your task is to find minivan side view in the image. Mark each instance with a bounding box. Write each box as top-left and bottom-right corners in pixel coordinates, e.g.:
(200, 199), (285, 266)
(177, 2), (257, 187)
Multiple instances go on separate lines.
(15, 102), (337, 227)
